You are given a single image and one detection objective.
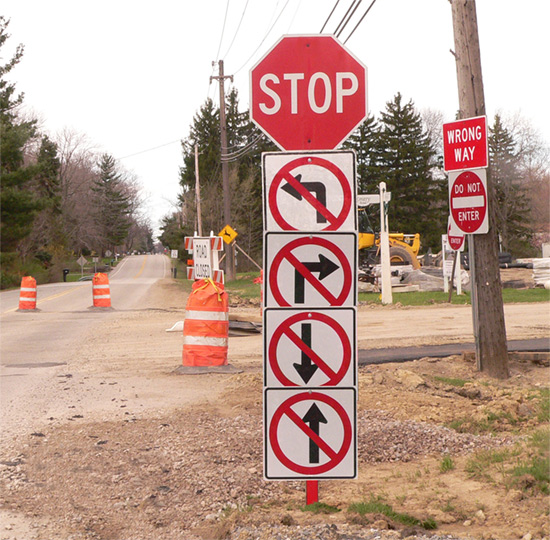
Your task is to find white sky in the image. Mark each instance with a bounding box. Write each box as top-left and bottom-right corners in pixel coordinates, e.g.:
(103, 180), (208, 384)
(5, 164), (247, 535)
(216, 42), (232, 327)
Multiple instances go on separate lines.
(3, 1), (549, 237)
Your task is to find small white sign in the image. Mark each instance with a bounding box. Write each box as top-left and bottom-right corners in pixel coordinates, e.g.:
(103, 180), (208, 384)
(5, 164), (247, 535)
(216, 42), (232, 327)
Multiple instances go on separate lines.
(170, 250), (178, 259)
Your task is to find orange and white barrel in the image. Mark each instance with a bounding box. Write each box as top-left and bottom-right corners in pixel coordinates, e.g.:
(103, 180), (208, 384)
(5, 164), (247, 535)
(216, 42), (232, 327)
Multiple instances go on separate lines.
(18, 276), (37, 310)
(182, 278), (228, 367)
(92, 273), (111, 308)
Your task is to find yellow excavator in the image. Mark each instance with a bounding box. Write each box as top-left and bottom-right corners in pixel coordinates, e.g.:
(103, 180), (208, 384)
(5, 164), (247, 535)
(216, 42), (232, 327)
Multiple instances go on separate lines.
(358, 206), (421, 271)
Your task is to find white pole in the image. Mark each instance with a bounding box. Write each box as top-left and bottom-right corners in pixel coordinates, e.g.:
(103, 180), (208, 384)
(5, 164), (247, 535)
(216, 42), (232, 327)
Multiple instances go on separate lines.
(456, 251), (463, 295)
(379, 182), (392, 305)
(442, 235), (449, 293)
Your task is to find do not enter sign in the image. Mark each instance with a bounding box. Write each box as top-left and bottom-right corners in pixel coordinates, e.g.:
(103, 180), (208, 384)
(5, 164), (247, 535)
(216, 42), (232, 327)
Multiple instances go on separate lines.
(449, 169), (488, 234)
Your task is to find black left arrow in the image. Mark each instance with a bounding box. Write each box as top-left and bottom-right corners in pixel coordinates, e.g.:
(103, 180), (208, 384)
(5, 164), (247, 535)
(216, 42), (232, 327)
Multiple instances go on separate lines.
(281, 174), (328, 224)
(294, 254), (340, 304)
(293, 323), (318, 383)
(302, 403), (328, 464)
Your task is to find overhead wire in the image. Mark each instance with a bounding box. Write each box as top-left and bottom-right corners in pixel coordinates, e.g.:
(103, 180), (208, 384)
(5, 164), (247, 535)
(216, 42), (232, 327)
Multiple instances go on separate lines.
(320, 0), (341, 33)
(232, 0), (292, 75)
(343, 0), (378, 43)
(117, 139), (182, 161)
(215, 0), (232, 62)
(336, 0), (364, 38)
(333, 0), (360, 36)
(221, 0), (250, 60)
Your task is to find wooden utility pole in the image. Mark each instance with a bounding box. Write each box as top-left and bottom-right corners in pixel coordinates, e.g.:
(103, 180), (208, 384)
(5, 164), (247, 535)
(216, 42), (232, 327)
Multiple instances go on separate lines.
(194, 144), (203, 236)
(211, 60), (236, 280)
(451, 0), (509, 378)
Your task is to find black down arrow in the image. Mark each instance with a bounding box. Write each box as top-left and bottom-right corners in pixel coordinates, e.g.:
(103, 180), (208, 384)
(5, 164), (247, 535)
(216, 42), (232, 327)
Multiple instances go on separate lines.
(302, 403), (328, 464)
(281, 174), (327, 224)
(293, 323), (318, 384)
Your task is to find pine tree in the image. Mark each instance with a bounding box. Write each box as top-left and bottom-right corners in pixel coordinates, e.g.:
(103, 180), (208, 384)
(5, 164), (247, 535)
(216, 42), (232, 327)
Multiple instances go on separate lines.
(92, 154), (132, 255)
(375, 93), (446, 249)
(0, 17), (42, 254)
(489, 114), (532, 255)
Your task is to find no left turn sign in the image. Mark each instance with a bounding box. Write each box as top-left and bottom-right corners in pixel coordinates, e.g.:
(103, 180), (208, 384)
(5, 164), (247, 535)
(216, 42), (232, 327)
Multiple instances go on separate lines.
(264, 387), (357, 479)
(263, 151), (356, 232)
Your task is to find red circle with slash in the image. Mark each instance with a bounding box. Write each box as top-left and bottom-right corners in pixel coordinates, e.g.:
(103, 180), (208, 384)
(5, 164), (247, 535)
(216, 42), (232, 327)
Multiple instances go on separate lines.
(268, 156), (352, 231)
(269, 391), (352, 475)
(269, 311), (351, 386)
(269, 236), (352, 306)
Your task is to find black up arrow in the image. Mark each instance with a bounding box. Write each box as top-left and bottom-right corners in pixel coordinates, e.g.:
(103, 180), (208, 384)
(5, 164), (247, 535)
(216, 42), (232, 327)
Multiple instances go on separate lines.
(294, 254), (339, 304)
(293, 323), (318, 383)
(281, 174), (327, 224)
(302, 403), (328, 464)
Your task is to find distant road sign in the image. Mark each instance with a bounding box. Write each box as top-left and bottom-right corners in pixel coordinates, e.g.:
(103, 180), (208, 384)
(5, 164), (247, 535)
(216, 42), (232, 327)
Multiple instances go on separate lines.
(219, 224), (238, 244)
(449, 169), (488, 234)
(443, 116), (488, 172)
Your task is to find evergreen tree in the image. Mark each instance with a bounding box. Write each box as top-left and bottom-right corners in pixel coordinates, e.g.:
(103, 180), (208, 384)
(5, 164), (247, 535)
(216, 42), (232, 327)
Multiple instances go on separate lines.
(489, 114), (532, 255)
(0, 17), (42, 254)
(374, 93), (446, 249)
(92, 154), (132, 254)
(343, 114), (379, 193)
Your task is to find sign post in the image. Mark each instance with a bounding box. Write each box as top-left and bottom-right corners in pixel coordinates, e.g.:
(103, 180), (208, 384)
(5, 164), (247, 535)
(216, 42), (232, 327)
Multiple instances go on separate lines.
(254, 34), (366, 503)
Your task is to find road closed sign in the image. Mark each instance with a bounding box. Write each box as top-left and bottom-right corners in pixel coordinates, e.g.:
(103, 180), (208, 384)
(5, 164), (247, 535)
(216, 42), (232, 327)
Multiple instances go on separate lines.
(449, 169), (488, 234)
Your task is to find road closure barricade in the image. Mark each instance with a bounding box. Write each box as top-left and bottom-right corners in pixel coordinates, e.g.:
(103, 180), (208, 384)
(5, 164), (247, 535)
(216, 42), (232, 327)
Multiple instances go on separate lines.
(182, 278), (228, 367)
(18, 276), (37, 311)
(92, 273), (111, 308)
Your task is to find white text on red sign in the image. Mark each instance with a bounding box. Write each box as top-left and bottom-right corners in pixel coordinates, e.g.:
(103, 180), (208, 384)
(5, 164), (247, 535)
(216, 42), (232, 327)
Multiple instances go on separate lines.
(442, 116), (488, 172)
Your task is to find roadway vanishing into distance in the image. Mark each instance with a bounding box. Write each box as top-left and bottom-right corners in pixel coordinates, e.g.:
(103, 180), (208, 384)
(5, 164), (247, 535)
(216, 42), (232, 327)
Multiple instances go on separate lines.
(0, 254), (169, 438)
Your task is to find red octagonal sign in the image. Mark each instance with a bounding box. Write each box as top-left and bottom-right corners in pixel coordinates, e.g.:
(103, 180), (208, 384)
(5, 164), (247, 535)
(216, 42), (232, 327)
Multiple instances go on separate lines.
(250, 35), (368, 151)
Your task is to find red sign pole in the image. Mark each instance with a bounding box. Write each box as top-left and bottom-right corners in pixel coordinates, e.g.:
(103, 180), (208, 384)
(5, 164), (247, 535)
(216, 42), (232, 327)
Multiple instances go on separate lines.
(306, 480), (319, 505)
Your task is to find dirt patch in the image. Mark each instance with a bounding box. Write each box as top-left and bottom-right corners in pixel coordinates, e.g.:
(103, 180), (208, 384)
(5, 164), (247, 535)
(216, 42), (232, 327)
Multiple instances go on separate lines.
(0, 279), (548, 540)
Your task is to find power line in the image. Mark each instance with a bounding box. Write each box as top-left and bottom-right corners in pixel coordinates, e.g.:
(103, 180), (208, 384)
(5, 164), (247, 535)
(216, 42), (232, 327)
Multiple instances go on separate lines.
(232, 0), (291, 75)
(320, 0), (341, 33)
(117, 139), (181, 160)
(336, 0), (364, 39)
(221, 0), (250, 60)
(215, 0), (232, 62)
(333, 0), (360, 36)
(343, 0), (378, 44)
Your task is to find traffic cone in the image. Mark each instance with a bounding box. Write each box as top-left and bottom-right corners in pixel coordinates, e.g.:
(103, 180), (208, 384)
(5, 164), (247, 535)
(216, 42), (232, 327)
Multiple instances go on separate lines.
(182, 278), (229, 367)
(92, 273), (111, 308)
(18, 276), (37, 311)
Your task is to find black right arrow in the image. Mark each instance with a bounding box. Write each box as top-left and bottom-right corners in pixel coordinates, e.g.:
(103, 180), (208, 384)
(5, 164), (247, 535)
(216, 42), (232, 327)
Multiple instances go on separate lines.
(292, 323), (318, 383)
(281, 174), (328, 224)
(302, 403), (328, 463)
(294, 254), (340, 304)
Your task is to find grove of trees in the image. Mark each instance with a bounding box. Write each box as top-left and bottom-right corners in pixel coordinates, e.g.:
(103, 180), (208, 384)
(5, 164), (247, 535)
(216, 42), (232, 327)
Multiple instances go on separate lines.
(0, 18), (153, 288)
(163, 88), (548, 270)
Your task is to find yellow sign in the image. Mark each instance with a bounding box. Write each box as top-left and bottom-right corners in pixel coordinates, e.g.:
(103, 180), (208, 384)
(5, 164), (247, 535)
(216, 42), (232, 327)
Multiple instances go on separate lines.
(219, 224), (238, 244)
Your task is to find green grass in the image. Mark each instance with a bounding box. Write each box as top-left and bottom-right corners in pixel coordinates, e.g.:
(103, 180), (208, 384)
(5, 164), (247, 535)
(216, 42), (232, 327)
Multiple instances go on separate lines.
(440, 455), (455, 472)
(433, 376), (469, 387)
(348, 496), (437, 530)
(301, 502), (341, 514)
(358, 288), (550, 306)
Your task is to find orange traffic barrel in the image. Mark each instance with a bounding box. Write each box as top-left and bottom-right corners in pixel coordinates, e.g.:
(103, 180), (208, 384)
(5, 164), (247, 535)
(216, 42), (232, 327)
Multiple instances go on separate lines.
(92, 273), (111, 308)
(182, 278), (228, 367)
(18, 276), (37, 310)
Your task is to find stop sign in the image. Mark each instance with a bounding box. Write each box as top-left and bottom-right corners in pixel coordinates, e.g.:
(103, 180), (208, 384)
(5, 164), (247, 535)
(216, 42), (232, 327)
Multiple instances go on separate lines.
(449, 169), (489, 234)
(250, 35), (368, 151)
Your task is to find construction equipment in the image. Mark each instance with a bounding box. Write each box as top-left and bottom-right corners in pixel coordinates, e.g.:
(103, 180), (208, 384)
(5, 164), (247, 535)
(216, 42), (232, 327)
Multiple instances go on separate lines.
(358, 206), (421, 272)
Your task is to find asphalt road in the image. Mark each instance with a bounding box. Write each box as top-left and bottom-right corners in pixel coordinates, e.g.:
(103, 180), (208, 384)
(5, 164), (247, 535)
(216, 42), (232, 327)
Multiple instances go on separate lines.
(0, 254), (169, 437)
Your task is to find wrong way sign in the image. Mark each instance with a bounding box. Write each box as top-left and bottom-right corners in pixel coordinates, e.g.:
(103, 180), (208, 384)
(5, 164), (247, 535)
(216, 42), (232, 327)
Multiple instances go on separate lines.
(264, 387), (357, 479)
(264, 232), (357, 308)
(263, 151), (356, 232)
(264, 308), (356, 388)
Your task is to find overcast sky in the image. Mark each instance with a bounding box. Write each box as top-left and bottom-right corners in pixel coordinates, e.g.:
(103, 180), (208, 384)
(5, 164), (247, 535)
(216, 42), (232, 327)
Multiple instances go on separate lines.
(3, 1), (549, 236)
